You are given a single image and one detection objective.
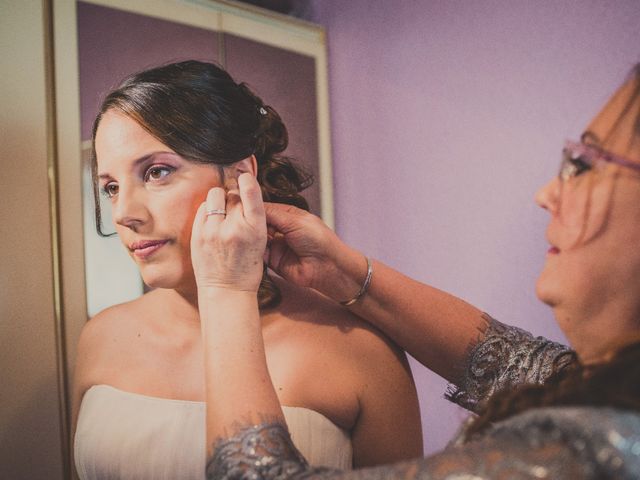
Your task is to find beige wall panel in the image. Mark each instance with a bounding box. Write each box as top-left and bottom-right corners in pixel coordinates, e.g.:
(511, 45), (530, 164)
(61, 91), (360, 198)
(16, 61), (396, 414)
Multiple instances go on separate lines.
(0, 1), (65, 479)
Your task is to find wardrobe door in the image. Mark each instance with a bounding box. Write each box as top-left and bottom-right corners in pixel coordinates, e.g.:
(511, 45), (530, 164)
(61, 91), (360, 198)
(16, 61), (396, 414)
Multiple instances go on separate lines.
(1, 2), (66, 479)
(224, 34), (322, 216)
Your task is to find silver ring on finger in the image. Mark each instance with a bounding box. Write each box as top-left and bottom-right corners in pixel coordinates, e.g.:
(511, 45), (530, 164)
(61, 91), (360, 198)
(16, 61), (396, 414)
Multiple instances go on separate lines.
(206, 209), (227, 217)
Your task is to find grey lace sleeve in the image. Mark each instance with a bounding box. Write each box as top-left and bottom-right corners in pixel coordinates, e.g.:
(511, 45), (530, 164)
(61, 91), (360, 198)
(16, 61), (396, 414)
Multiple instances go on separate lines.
(206, 422), (337, 480)
(206, 408), (640, 479)
(446, 313), (577, 412)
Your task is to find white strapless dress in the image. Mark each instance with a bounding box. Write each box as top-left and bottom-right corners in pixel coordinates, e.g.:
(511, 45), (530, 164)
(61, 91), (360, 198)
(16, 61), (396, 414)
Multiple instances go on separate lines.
(75, 385), (352, 479)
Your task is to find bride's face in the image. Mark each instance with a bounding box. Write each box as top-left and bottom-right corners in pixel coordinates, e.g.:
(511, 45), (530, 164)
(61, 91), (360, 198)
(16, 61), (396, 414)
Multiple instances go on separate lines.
(94, 110), (222, 290)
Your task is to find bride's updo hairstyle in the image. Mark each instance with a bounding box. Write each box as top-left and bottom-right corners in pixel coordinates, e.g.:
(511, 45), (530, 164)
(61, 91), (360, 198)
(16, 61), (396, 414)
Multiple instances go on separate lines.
(91, 60), (312, 308)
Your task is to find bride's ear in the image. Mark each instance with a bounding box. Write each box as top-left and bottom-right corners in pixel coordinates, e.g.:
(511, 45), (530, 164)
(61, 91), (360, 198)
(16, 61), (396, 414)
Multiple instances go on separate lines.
(233, 155), (258, 177)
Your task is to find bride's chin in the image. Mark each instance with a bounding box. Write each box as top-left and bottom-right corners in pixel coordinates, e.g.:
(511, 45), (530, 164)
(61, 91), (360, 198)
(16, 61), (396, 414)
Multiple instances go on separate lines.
(140, 267), (185, 291)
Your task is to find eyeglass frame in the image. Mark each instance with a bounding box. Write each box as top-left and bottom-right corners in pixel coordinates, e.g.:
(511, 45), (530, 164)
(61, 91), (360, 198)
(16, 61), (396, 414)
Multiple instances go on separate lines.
(560, 139), (640, 182)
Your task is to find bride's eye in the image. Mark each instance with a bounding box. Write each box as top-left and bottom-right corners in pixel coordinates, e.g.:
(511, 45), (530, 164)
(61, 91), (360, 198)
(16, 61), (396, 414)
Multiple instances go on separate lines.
(102, 182), (119, 198)
(144, 165), (174, 182)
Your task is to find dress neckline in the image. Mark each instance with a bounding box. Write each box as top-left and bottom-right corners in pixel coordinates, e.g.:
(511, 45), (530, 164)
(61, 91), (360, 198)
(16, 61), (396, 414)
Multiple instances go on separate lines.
(85, 384), (344, 430)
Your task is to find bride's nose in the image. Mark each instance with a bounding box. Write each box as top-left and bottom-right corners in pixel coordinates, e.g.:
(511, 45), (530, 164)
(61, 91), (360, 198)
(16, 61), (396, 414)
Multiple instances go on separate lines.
(113, 186), (149, 230)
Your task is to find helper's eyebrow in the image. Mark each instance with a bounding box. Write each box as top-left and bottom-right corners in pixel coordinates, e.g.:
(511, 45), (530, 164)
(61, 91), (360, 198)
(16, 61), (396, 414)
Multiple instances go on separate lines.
(580, 131), (602, 147)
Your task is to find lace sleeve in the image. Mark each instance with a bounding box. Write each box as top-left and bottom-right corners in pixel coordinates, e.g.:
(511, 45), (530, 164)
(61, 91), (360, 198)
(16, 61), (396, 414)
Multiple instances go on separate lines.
(206, 422), (337, 480)
(446, 313), (577, 412)
(206, 408), (639, 479)
(352, 407), (637, 480)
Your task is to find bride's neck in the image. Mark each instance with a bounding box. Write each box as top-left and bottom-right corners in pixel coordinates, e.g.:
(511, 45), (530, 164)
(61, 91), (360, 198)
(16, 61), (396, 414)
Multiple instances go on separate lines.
(156, 287), (201, 324)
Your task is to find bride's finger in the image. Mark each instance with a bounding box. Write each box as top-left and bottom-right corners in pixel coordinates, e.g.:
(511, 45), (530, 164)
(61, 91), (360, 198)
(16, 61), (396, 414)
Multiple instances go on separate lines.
(224, 177), (243, 222)
(225, 190), (242, 223)
(204, 187), (227, 226)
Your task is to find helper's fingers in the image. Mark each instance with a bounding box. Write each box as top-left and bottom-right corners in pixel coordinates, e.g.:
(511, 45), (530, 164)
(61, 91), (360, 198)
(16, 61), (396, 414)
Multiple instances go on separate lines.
(238, 173), (265, 229)
(265, 232), (289, 273)
(204, 187), (227, 226)
(264, 202), (307, 234)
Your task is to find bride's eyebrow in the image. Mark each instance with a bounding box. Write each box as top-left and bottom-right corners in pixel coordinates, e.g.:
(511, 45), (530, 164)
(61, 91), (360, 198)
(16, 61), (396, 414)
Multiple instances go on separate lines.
(97, 151), (178, 179)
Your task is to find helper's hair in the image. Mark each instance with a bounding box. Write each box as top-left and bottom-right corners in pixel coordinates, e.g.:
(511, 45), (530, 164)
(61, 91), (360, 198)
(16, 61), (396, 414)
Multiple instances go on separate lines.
(91, 60), (312, 308)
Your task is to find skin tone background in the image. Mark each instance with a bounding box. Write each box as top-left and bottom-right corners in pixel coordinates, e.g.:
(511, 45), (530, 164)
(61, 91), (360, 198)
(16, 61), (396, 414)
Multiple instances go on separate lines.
(297, 0), (640, 454)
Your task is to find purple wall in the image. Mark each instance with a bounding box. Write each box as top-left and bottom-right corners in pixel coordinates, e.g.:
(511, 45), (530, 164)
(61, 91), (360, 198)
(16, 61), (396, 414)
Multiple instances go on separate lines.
(78, 2), (219, 140)
(304, 0), (640, 454)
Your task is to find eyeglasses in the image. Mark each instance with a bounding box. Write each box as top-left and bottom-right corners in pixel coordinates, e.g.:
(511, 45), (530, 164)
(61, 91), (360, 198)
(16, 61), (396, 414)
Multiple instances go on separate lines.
(559, 139), (640, 182)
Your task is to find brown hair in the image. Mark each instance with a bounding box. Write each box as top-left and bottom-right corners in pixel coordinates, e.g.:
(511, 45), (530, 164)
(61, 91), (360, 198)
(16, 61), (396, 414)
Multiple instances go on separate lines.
(91, 60), (312, 308)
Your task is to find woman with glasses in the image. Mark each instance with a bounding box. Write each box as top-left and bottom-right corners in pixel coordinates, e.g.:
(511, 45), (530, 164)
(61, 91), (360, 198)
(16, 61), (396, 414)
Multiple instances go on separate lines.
(195, 63), (640, 479)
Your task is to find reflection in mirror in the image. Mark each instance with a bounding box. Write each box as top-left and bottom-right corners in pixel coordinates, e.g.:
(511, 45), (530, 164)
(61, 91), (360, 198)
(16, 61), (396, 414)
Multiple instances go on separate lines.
(77, 1), (325, 316)
(77, 0), (221, 315)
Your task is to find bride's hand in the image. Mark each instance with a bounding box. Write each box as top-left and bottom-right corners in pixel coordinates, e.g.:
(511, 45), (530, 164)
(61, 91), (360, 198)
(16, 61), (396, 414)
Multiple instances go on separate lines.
(191, 173), (267, 293)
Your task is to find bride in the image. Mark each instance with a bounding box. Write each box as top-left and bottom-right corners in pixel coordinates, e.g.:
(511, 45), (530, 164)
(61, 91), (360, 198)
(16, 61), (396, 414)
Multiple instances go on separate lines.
(71, 60), (422, 479)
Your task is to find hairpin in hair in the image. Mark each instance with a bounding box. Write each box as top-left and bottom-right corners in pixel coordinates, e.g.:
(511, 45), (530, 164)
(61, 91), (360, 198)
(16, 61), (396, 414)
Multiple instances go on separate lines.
(259, 107), (267, 116)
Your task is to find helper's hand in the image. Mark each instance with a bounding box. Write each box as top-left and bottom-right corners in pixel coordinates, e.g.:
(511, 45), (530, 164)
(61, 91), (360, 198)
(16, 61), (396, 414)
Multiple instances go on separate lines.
(265, 203), (364, 302)
(191, 173), (267, 293)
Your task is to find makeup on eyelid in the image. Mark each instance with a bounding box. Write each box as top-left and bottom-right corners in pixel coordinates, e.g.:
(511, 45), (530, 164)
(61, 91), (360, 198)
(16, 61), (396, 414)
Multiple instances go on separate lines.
(98, 152), (182, 179)
(100, 158), (183, 197)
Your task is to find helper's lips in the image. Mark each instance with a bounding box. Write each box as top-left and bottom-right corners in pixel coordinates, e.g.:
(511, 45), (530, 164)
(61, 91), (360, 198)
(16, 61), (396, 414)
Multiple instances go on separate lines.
(129, 239), (169, 259)
(547, 246), (560, 255)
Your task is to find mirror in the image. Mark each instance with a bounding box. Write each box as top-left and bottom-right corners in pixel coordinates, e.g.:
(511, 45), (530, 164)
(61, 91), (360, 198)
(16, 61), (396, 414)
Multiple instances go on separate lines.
(75, 0), (331, 315)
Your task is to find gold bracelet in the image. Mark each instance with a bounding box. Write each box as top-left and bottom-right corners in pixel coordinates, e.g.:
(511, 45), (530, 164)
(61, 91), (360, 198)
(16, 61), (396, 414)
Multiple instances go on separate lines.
(340, 257), (373, 306)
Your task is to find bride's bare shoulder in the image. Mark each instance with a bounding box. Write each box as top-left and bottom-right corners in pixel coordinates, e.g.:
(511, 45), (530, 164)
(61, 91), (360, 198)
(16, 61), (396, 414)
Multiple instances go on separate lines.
(76, 290), (165, 365)
(84, 290), (160, 331)
(264, 277), (417, 435)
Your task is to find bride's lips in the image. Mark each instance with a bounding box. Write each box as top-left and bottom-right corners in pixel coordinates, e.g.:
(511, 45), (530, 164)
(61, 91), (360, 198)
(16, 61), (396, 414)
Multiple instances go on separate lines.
(129, 239), (169, 259)
(547, 246), (560, 255)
